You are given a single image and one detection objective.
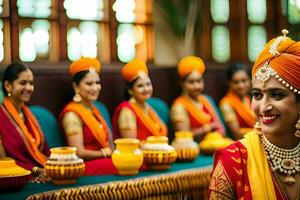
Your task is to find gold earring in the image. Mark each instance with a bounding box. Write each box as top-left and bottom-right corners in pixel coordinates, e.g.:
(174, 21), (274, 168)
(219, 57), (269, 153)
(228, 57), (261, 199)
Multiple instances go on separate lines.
(8, 92), (11, 97)
(295, 113), (300, 138)
(254, 121), (262, 135)
(73, 93), (82, 103)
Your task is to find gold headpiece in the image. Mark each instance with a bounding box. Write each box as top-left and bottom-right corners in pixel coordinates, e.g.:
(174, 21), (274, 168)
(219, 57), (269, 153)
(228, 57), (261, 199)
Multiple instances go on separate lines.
(255, 29), (289, 83)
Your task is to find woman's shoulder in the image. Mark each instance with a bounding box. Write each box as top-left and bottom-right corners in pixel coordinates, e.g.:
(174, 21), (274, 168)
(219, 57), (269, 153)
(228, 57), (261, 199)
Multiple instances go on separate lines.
(61, 111), (82, 126)
(214, 141), (248, 166)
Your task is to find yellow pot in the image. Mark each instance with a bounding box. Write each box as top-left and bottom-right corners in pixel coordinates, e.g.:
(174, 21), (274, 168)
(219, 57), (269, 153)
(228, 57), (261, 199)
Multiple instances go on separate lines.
(199, 132), (233, 155)
(45, 147), (85, 185)
(112, 138), (143, 176)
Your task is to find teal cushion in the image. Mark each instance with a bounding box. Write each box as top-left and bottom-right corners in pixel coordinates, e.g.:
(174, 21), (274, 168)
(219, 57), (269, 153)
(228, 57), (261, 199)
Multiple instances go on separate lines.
(30, 105), (64, 148)
(204, 94), (226, 132)
(93, 101), (112, 131)
(147, 97), (170, 126)
(0, 82), (3, 103)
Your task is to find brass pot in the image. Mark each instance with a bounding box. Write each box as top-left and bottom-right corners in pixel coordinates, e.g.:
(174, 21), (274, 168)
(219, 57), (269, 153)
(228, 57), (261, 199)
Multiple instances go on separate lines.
(45, 147), (85, 185)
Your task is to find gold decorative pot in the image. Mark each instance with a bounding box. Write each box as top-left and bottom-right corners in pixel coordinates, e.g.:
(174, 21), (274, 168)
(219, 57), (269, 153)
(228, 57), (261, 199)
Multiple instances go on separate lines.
(0, 157), (31, 191)
(199, 132), (233, 155)
(112, 138), (143, 175)
(45, 147), (85, 185)
(172, 131), (199, 161)
(142, 136), (177, 170)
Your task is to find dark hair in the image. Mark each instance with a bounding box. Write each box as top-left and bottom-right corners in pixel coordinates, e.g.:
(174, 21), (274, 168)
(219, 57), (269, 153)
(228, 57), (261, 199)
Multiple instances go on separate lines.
(2, 62), (34, 96)
(227, 63), (250, 81)
(72, 70), (90, 85)
(124, 78), (138, 100)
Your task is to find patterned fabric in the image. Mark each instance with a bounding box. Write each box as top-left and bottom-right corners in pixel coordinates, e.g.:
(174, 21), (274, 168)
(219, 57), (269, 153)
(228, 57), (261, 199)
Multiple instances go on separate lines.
(0, 102), (50, 170)
(208, 161), (235, 199)
(208, 132), (287, 200)
(113, 101), (167, 141)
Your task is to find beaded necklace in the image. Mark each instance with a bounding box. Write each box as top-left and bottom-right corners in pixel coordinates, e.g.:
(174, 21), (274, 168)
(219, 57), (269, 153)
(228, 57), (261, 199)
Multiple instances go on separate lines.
(261, 134), (300, 184)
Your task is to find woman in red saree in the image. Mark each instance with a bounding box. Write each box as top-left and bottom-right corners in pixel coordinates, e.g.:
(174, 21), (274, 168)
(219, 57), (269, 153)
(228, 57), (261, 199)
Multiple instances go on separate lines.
(219, 63), (255, 139)
(60, 57), (116, 175)
(0, 63), (50, 182)
(170, 56), (225, 141)
(112, 59), (167, 141)
(208, 30), (300, 200)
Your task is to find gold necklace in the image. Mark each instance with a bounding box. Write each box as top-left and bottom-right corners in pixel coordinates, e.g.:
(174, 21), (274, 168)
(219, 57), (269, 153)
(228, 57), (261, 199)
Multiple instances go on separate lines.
(261, 134), (300, 184)
(272, 170), (300, 199)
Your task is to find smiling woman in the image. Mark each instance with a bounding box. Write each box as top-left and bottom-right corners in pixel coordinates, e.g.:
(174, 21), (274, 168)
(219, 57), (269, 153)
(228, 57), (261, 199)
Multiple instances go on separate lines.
(112, 59), (168, 141)
(0, 63), (51, 183)
(170, 56), (225, 141)
(208, 30), (300, 200)
(219, 63), (255, 140)
(59, 57), (116, 175)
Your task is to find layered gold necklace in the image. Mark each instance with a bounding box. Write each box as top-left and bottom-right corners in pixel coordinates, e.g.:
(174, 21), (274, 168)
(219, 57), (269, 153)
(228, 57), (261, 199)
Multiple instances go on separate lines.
(261, 134), (300, 184)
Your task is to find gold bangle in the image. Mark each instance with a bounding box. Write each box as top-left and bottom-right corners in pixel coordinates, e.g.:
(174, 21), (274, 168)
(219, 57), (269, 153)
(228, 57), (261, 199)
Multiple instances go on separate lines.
(101, 149), (106, 158)
(31, 166), (41, 177)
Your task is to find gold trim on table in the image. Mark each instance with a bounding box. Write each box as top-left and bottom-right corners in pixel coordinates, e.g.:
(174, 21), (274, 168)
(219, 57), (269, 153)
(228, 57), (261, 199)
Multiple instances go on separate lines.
(27, 167), (212, 200)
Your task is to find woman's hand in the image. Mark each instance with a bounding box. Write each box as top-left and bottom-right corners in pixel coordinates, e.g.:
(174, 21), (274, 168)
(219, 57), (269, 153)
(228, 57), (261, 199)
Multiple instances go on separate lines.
(31, 168), (51, 183)
(101, 147), (112, 158)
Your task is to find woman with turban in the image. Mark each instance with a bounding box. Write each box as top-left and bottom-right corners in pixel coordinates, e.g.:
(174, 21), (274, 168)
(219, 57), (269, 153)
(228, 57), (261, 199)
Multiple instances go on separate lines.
(170, 56), (225, 141)
(219, 63), (255, 140)
(112, 59), (167, 141)
(208, 30), (300, 199)
(60, 57), (116, 175)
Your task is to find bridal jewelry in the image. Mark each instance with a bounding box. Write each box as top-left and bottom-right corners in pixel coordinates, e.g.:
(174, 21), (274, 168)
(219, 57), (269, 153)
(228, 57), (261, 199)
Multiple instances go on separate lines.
(261, 134), (300, 184)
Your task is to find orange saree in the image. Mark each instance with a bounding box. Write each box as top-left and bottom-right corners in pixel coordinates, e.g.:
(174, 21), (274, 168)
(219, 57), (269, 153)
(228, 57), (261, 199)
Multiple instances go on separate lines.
(113, 101), (167, 141)
(219, 91), (256, 128)
(60, 102), (117, 175)
(173, 95), (225, 135)
(0, 98), (49, 170)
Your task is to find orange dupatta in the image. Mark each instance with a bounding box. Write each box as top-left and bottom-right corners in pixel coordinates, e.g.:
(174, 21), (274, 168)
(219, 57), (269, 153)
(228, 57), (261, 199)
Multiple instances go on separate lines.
(3, 97), (47, 166)
(220, 91), (256, 127)
(130, 102), (167, 136)
(62, 102), (109, 148)
(174, 95), (216, 125)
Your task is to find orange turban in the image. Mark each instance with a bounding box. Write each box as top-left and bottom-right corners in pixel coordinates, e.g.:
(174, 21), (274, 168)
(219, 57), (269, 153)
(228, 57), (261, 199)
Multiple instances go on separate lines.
(121, 59), (148, 82)
(177, 56), (205, 79)
(69, 57), (101, 76)
(252, 30), (300, 93)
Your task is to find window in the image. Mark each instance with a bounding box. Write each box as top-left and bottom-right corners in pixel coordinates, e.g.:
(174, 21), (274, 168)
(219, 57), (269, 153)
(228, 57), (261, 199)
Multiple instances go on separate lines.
(287, 0), (300, 24)
(64, 0), (109, 62)
(248, 25), (267, 62)
(17, 0), (56, 62)
(113, 0), (153, 62)
(19, 20), (50, 62)
(212, 25), (230, 63)
(247, 0), (266, 23)
(17, 0), (51, 18)
(67, 22), (100, 61)
(247, 0), (267, 62)
(64, 0), (104, 20)
(210, 0), (230, 63)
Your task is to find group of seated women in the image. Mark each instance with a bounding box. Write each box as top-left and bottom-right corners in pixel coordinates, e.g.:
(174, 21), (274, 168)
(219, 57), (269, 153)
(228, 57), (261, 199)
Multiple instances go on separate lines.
(0, 54), (254, 180)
